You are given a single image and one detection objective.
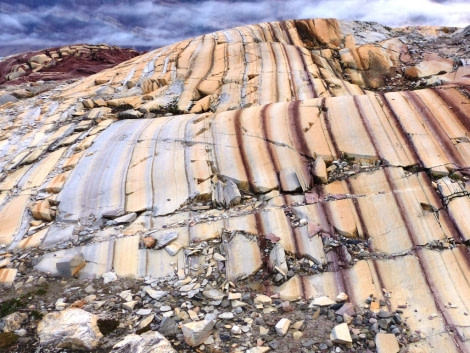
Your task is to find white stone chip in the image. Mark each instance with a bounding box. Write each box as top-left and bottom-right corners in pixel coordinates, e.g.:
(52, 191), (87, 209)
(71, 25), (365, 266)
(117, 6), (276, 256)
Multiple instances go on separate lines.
(275, 318), (291, 336)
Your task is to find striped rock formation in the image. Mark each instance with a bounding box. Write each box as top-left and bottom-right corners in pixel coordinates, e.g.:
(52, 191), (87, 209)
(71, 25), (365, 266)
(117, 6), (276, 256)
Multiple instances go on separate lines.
(1, 18), (470, 352)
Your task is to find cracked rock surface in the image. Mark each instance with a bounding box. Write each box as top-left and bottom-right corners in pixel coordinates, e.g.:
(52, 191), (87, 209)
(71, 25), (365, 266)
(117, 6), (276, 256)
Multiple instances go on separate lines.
(1, 18), (470, 353)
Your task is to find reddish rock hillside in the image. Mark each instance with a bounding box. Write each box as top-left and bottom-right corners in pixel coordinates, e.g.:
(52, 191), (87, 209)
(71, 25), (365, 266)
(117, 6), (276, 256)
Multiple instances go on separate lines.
(0, 44), (141, 85)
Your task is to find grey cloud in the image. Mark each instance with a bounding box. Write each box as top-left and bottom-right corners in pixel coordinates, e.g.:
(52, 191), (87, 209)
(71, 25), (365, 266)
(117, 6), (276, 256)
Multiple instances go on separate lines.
(0, 0), (468, 56)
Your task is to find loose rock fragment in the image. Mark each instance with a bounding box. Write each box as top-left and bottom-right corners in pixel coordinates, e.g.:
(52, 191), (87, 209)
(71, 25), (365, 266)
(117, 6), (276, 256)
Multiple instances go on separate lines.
(102, 272), (117, 284)
(336, 292), (348, 302)
(269, 243), (288, 275)
(254, 294), (272, 305)
(144, 288), (168, 300)
(312, 296), (336, 307)
(181, 315), (216, 347)
(111, 331), (176, 353)
(275, 318), (291, 336)
(331, 322), (352, 345)
(143, 236), (156, 248)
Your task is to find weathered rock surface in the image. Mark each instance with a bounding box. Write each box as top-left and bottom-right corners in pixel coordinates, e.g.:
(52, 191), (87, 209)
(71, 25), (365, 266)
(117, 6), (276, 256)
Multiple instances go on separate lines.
(375, 333), (400, 353)
(0, 17), (470, 353)
(36, 308), (103, 349)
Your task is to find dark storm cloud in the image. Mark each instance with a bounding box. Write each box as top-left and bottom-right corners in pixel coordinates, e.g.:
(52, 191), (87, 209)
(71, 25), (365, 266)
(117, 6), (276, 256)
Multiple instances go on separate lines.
(0, 0), (469, 56)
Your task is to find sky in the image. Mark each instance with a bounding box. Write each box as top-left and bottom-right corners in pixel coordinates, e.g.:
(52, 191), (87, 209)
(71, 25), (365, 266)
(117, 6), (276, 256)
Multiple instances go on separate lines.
(0, 0), (469, 56)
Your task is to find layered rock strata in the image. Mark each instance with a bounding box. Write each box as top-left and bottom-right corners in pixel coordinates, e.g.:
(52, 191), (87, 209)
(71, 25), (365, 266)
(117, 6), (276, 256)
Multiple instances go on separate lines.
(0, 18), (470, 352)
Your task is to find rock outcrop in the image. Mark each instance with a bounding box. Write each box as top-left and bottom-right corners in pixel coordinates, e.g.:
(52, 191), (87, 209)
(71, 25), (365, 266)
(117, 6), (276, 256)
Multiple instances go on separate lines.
(0, 18), (470, 353)
(37, 308), (103, 349)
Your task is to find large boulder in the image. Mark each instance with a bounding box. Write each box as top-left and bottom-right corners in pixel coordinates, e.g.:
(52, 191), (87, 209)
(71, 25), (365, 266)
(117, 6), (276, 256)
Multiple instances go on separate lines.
(111, 331), (176, 353)
(37, 308), (103, 350)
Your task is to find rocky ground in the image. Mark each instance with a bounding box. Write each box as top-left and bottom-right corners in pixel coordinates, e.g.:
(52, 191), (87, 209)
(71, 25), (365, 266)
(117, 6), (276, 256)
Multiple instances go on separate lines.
(1, 236), (414, 353)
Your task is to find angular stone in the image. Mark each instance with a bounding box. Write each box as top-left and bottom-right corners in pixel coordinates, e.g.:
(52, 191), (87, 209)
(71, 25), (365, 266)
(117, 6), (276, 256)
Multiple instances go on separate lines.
(122, 301), (138, 311)
(37, 308), (103, 350)
(136, 309), (152, 316)
(218, 312), (235, 320)
(181, 315), (216, 347)
(111, 331), (176, 353)
(312, 296), (335, 307)
(336, 292), (348, 302)
(331, 323), (352, 344)
(224, 179), (242, 206)
(213, 253), (226, 261)
(82, 99), (95, 109)
(213, 180), (242, 208)
(119, 290), (133, 302)
(159, 316), (178, 337)
(269, 243), (288, 274)
(275, 318), (291, 336)
(113, 212), (137, 224)
(203, 288), (225, 301)
(144, 288), (168, 300)
(231, 325), (242, 334)
(135, 314), (154, 331)
(102, 272), (117, 284)
(0, 257), (10, 268)
(143, 236), (156, 248)
(228, 292), (242, 300)
(254, 294), (272, 305)
(31, 199), (55, 222)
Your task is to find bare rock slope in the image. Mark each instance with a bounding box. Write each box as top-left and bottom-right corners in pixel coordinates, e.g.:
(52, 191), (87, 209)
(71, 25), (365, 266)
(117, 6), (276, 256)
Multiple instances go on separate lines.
(1, 18), (470, 352)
